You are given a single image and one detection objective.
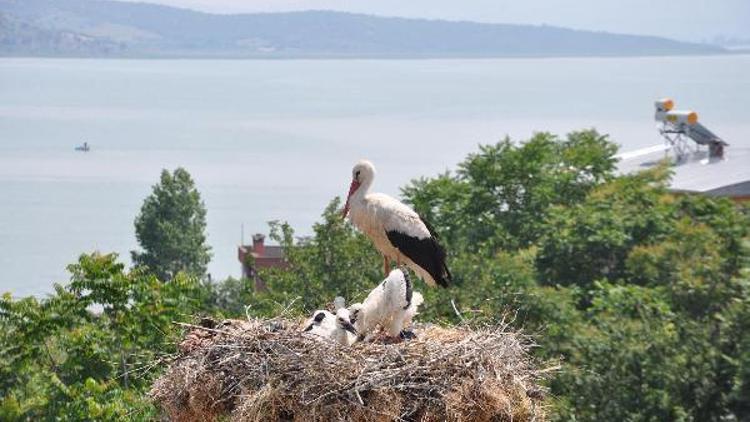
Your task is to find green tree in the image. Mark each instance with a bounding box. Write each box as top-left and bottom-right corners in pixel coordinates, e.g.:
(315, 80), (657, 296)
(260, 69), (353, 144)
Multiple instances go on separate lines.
(535, 166), (674, 288)
(0, 252), (211, 420)
(255, 198), (383, 314)
(402, 129), (618, 253)
(398, 130), (750, 421)
(131, 168), (212, 280)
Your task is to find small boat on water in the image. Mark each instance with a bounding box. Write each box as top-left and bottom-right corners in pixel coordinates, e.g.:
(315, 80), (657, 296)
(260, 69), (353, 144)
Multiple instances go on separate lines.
(75, 142), (90, 152)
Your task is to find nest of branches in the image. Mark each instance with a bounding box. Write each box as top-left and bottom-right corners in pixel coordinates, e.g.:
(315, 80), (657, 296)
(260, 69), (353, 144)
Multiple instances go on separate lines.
(150, 317), (552, 422)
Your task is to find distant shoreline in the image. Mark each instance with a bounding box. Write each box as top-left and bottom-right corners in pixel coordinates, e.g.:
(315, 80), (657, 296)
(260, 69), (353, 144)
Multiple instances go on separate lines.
(0, 51), (743, 61)
(1, 2), (724, 60)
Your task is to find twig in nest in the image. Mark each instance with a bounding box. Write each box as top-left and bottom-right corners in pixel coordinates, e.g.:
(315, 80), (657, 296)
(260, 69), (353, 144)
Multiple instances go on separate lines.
(451, 298), (466, 324)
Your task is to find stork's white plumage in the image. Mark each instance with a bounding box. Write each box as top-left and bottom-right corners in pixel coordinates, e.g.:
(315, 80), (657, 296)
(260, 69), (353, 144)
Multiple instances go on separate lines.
(302, 310), (336, 339)
(349, 269), (424, 339)
(331, 308), (358, 346)
(302, 308), (357, 345)
(342, 160), (452, 288)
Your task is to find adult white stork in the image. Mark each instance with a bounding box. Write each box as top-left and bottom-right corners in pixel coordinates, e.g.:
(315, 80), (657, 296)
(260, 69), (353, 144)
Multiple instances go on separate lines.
(342, 160), (452, 288)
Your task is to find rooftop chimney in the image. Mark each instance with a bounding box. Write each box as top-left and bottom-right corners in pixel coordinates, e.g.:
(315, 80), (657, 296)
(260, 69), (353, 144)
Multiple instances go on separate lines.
(252, 233), (265, 256)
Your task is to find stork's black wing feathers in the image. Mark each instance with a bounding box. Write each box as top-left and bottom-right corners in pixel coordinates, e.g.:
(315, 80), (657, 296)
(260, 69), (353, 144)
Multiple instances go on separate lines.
(403, 269), (413, 309)
(386, 216), (452, 288)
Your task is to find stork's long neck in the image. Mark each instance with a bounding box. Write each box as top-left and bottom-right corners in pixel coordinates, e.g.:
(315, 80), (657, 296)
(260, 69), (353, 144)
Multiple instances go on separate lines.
(353, 177), (373, 202)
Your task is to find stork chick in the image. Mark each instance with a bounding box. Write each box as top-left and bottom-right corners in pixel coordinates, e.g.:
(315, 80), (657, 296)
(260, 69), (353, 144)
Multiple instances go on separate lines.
(303, 308), (357, 346)
(349, 268), (424, 340)
(302, 310), (336, 338)
(330, 308), (358, 346)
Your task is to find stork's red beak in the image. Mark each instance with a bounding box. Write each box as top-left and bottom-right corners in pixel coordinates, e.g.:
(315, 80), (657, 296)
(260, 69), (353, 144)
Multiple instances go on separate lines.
(342, 179), (360, 218)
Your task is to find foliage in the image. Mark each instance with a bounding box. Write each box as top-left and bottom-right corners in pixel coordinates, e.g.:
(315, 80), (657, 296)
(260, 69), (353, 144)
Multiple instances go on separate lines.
(536, 166), (674, 288)
(0, 253), (209, 421)
(397, 129), (750, 420)
(402, 129), (618, 252)
(131, 168), (212, 281)
(244, 198), (384, 316)
(204, 276), (253, 318)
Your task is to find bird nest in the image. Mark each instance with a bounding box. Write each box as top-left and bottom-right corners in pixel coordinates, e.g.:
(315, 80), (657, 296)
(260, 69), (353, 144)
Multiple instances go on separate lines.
(150, 317), (552, 421)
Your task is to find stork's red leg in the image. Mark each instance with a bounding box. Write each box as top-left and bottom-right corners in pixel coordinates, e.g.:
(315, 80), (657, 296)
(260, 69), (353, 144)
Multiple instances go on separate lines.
(383, 256), (391, 275)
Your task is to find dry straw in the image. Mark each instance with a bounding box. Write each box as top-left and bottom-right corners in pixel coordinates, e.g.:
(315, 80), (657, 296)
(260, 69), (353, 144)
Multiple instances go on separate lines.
(150, 317), (552, 421)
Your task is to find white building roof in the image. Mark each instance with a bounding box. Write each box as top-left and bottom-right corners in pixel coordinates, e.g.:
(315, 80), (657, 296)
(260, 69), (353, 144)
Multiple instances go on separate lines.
(617, 145), (750, 197)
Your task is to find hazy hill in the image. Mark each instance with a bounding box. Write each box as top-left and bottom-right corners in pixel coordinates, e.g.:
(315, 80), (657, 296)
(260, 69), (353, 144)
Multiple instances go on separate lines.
(0, 13), (124, 56)
(0, 0), (725, 58)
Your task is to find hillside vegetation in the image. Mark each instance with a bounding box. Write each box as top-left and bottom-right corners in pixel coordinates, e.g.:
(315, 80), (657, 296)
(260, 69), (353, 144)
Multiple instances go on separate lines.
(1, 129), (749, 420)
(0, 0), (724, 58)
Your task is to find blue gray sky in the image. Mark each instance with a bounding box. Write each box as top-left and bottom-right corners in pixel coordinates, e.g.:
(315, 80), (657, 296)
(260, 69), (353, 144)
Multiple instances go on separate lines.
(119, 0), (750, 42)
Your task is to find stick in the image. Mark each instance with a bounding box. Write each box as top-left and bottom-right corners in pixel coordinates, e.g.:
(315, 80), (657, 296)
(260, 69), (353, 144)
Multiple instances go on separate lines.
(450, 299), (466, 324)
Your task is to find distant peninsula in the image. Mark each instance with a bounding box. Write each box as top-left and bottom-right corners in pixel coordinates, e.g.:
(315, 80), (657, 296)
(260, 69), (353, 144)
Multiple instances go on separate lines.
(0, 0), (726, 58)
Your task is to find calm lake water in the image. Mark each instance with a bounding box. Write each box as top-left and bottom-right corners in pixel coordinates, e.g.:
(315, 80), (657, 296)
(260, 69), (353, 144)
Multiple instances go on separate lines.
(1, 56), (749, 297)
